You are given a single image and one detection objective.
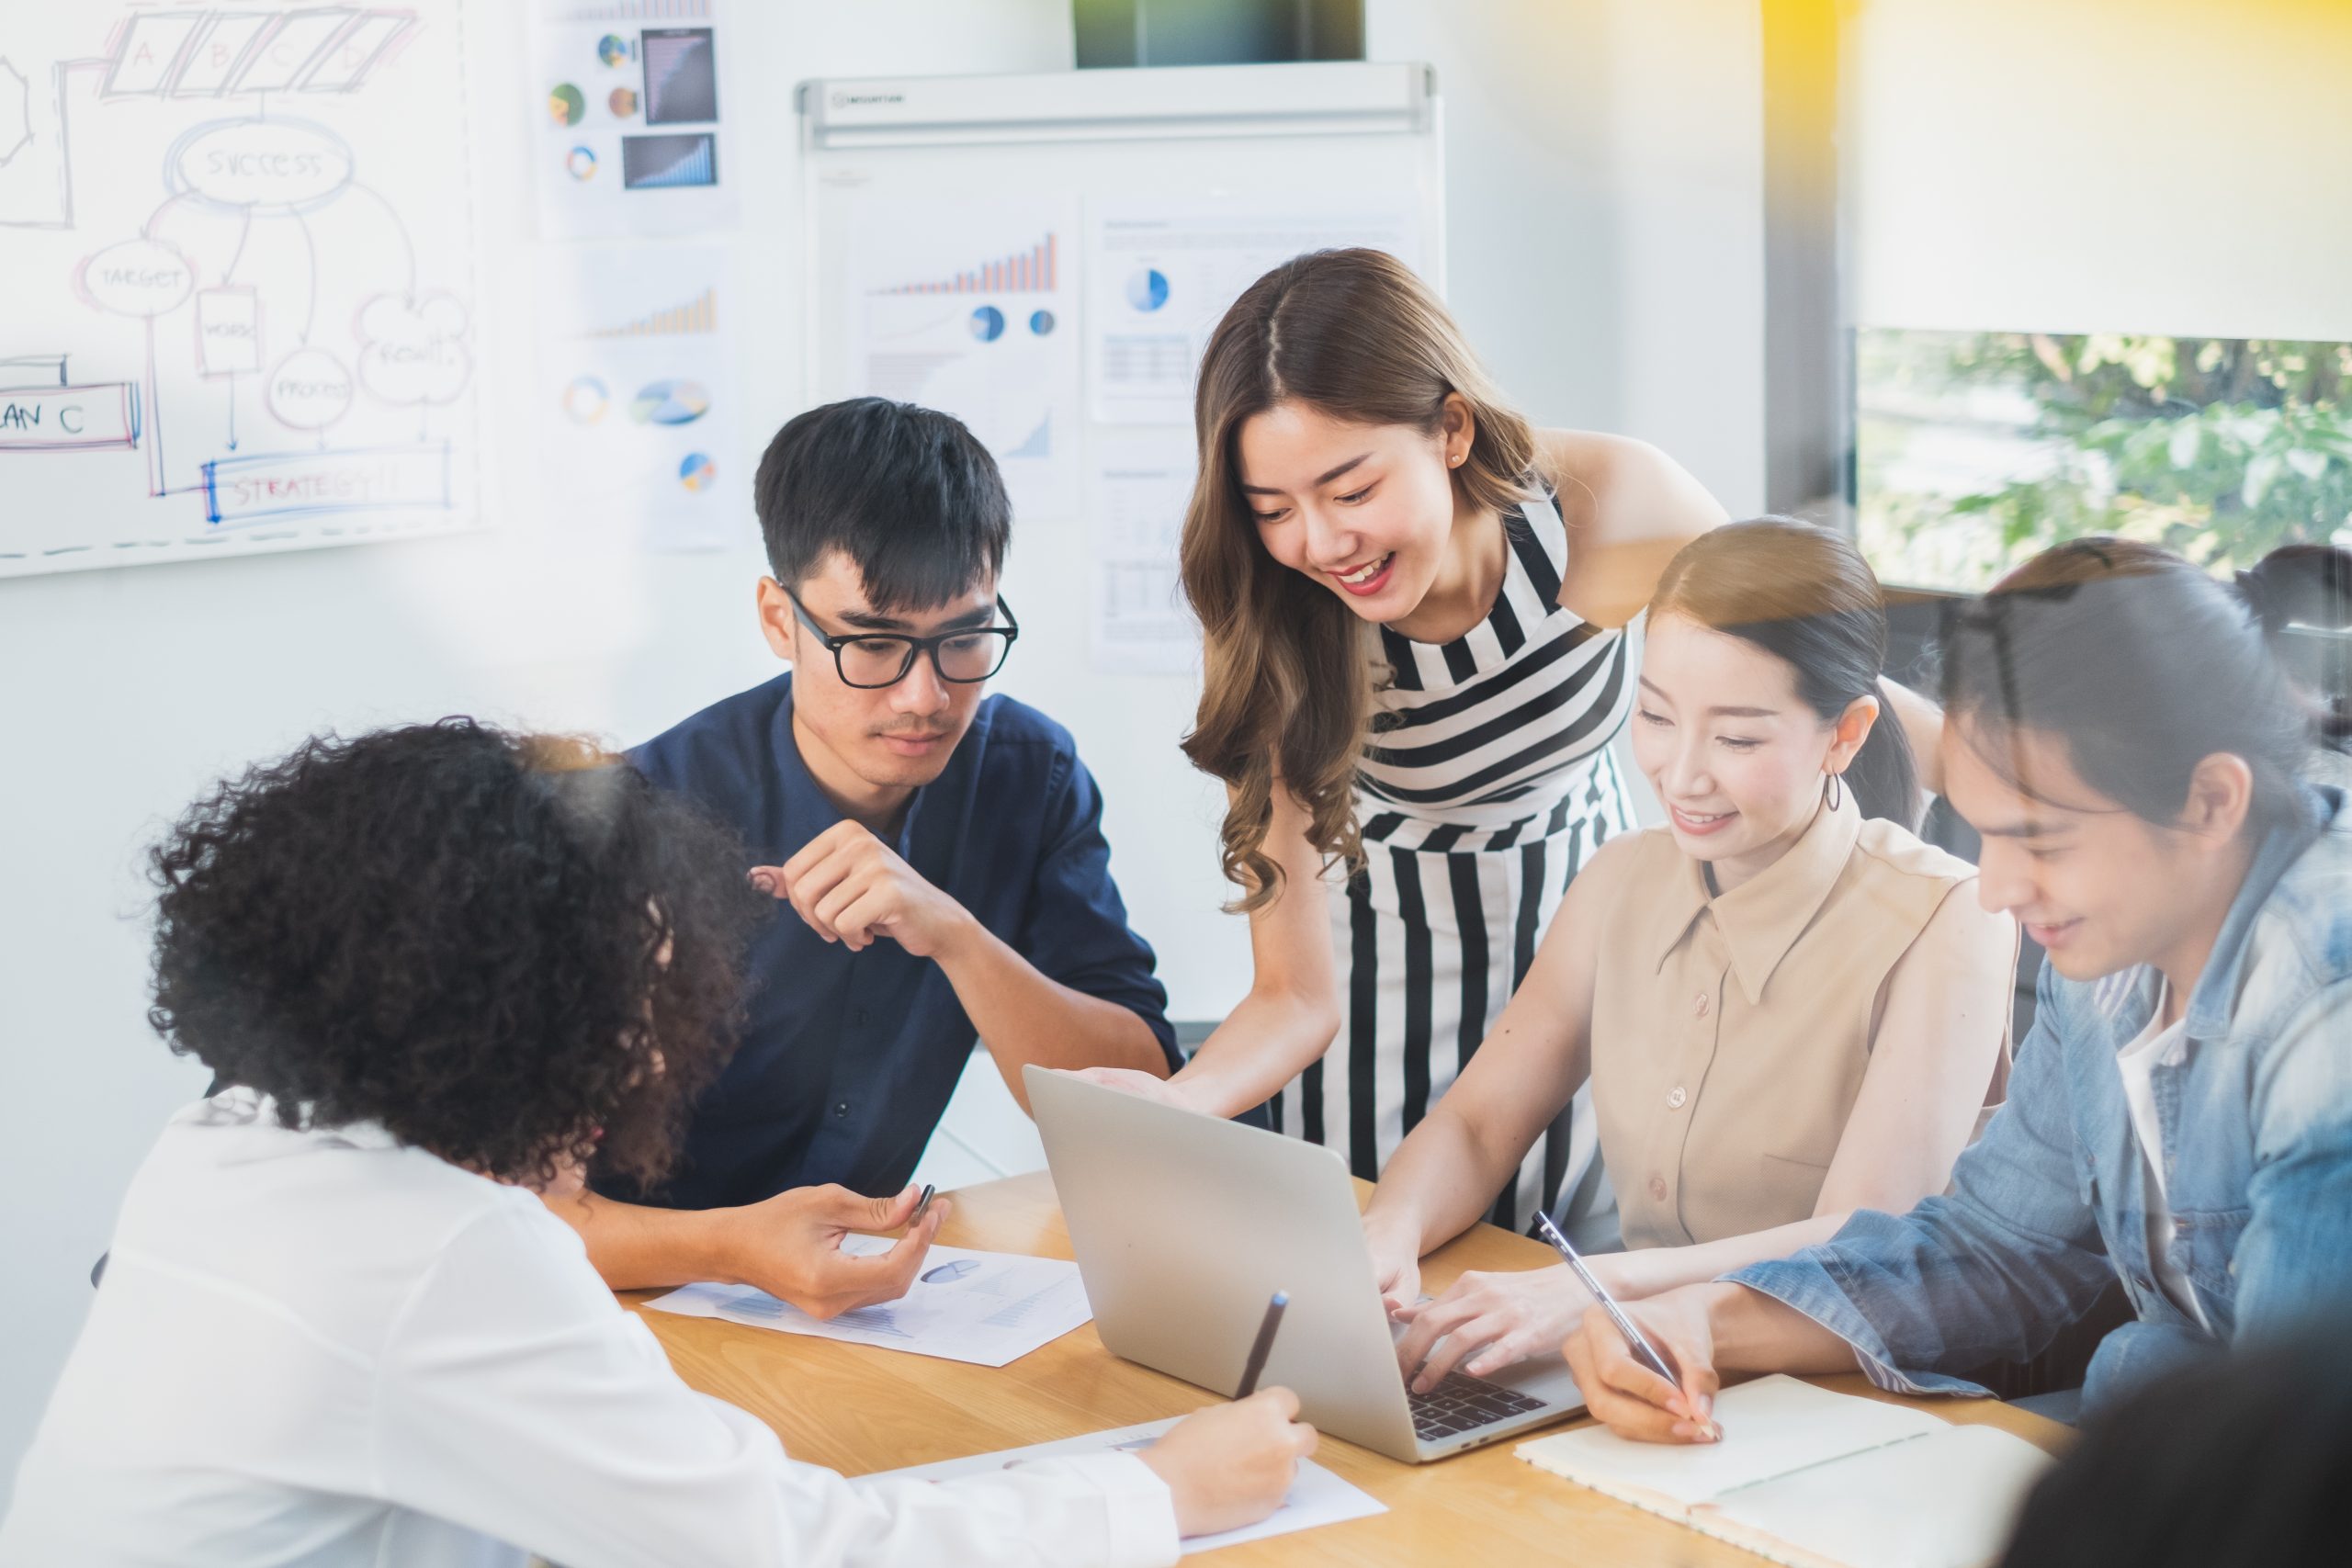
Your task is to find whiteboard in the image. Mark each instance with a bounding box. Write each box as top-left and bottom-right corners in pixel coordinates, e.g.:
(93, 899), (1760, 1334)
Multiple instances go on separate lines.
(799, 63), (1444, 1018)
(0, 1), (485, 578)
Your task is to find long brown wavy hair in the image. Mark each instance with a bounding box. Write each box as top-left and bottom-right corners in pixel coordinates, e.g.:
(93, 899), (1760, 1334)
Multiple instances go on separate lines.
(1181, 248), (1539, 909)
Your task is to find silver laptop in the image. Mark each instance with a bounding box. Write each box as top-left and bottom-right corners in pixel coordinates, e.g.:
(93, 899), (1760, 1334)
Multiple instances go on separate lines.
(1025, 1066), (1584, 1462)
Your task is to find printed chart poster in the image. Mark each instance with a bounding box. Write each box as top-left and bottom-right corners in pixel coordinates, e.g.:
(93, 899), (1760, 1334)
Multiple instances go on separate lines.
(536, 242), (742, 552)
(1086, 430), (1199, 676)
(0, 0), (483, 577)
(844, 197), (1080, 522)
(1084, 199), (1422, 426)
(531, 0), (735, 241)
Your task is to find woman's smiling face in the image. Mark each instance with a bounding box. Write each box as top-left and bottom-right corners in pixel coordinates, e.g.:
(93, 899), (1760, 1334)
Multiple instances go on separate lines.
(1631, 610), (1874, 889)
(1235, 399), (1466, 624)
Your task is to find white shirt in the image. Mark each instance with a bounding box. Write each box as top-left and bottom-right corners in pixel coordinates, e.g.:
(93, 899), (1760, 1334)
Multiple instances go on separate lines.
(2114, 993), (2211, 1330)
(0, 1092), (1179, 1568)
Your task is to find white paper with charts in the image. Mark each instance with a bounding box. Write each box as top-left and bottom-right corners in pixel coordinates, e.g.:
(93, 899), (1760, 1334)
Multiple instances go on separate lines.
(529, 0), (735, 242)
(645, 1239), (1092, 1367)
(0, 1), (483, 577)
(874, 1416), (1386, 1557)
(840, 196), (1081, 523)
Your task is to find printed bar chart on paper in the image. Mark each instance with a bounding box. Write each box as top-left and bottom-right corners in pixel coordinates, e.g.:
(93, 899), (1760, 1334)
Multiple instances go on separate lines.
(874, 234), (1059, 296)
(535, 241), (740, 552)
(581, 286), (716, 337)
(844, 198), (1080, 519)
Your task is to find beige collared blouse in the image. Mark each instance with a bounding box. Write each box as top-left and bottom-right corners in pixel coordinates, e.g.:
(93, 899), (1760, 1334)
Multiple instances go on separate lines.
(1591, 792), (2016, 1250)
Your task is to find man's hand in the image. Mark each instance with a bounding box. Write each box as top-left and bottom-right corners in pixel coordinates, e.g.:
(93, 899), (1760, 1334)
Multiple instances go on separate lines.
(719, 1183), (951, 1320)
(752, 821), (975, 958)
(1558, 1286), (1724, 1444)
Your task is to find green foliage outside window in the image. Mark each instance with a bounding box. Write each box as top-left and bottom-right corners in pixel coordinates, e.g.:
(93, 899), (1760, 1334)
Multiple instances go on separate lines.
(1857, 330), (2352, 590)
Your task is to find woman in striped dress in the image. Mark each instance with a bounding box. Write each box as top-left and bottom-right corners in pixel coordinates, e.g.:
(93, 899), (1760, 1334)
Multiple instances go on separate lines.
(1074, 248), (1724, 1243)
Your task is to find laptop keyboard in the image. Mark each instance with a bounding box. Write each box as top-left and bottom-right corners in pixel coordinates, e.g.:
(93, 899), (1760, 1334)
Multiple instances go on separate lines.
(1408, 1371), (1548, 1441)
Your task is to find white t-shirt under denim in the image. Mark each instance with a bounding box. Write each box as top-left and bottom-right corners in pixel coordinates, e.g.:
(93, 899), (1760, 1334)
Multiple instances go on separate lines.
(2114, 989), (2211, 1332)
(0, 1091), (1177, 1568)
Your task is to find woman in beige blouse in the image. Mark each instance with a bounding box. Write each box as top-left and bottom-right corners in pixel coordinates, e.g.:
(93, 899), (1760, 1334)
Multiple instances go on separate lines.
(1363, 519), (2017, 1393)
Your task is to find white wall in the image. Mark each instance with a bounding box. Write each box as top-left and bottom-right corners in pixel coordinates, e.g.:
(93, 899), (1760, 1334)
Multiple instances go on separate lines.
(0, 0), (1765, 1501)
(1848, 0), (2352, 341)
(1367, 0), (1768, 513)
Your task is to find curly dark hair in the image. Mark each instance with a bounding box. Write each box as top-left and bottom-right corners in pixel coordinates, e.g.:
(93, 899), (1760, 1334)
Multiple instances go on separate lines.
(147, 719), (768, 1187)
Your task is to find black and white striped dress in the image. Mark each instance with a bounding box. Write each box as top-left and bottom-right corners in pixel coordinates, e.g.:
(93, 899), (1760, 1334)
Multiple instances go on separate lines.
(1268, 489), (1640, 1244)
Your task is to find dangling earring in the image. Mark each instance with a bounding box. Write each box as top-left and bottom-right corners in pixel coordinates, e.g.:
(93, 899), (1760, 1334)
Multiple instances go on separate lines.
(1824, 772), (1845, 811)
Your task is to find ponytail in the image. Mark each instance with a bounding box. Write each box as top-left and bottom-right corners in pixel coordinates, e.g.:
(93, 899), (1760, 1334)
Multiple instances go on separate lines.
(2236, 543), (2352, 747)
(1842, 699), (1923, 828)
(1939, 537), (2352, 833)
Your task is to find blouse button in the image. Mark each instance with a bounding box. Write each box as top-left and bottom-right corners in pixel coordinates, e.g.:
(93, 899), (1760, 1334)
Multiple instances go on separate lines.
(1692, 991), (1710, 1018)
(1667, 1085), (1687, 1110)
(1648, 1176), (1668, 1201)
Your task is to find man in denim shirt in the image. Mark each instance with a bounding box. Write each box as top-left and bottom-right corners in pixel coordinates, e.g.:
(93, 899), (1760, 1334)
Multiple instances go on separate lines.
(1558, 538), (2352, 1438)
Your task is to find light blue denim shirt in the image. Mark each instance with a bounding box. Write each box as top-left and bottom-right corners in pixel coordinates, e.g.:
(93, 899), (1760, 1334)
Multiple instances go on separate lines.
(1730, 784), (2352, 1413)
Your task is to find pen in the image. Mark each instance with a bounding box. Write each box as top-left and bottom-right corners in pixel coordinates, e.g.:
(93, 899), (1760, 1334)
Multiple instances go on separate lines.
(1235, 1291), (1288, 1399)
(910, 1184), (936, 1226)
(1532, 1212), (1719, 1440)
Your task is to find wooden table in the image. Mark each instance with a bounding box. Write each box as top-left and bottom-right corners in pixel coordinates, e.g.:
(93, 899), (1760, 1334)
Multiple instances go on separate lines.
(628, 1173), (2069, 1565)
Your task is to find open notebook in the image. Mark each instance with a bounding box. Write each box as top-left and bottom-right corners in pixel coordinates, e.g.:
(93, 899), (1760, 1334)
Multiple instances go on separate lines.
(1516, 1376), (2055, 1568)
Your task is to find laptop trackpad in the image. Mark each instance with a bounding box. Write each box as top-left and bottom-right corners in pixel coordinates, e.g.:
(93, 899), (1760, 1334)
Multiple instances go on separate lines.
(1493, 1352), (1584, 1410)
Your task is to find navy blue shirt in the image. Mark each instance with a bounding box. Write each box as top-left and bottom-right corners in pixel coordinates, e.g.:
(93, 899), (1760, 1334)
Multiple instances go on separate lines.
(613, 672), (1178, 1209)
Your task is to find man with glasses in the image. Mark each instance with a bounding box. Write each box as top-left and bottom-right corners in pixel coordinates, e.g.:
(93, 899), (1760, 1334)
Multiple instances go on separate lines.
(547, 399), (1180, 1314)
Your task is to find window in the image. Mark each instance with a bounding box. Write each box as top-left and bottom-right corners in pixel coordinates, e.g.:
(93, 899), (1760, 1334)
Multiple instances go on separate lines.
(1857, 330), (2352, 591)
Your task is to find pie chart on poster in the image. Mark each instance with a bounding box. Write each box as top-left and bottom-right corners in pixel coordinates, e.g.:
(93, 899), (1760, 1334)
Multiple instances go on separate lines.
(969, 305), (1005, 343)
(678, 453), (717, 491)
(629, 378), (710, 425)
(609, 86), (639, 118)
(562, 375), (608, 423)
(548, 83), (585, 127)
(1126, 267), (1170, 311)
(597, 33), (630, 67)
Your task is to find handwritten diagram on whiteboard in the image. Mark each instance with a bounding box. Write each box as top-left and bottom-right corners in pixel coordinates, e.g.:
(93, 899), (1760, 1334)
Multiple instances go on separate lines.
(0, 3), (482, 578)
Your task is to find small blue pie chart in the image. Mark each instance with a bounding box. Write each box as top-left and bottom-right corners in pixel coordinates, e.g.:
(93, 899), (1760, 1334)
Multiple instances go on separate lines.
(1126, 267), (1170, 311)
(969, 305), (1006, 343)
(922, 1259), (981, 1284)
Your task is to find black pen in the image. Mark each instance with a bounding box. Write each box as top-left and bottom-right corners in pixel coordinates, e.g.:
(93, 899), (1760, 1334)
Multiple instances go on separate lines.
(1533, 1212), (1718, 1439)
(910, 1184), (936, 1226)
(1235, 1291), (1288, 1399)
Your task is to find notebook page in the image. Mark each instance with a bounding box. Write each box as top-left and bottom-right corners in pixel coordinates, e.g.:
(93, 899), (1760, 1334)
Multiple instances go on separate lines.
(1517, 1375), (1949, 1510)
(1704, 1423), (2054, 1568)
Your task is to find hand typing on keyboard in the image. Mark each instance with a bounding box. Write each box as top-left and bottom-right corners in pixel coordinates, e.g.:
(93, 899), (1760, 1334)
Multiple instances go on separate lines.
(1408, 1372), (1548, 1441)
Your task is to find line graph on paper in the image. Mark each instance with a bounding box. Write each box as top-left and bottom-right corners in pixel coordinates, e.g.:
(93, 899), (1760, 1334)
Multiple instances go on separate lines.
(1, 3), (484, 577)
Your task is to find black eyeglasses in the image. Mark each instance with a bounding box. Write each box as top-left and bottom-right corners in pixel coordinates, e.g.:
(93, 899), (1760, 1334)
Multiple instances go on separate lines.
(785, 588), (1020, 689)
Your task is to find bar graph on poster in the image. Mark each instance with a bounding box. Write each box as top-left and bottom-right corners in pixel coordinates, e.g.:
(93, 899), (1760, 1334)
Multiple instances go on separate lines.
(843, 198), (1080, 522)
(535, 241), (742, 554)
(0, 2), (482, 578)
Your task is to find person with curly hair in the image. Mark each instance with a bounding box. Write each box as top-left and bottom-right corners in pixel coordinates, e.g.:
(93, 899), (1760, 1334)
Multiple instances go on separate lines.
(556, 397), (1182, 1319)
(0, 721), (1313, 1567)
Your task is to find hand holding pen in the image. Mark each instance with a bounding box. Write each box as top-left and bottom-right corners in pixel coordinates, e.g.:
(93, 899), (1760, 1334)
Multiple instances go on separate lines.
(1534, 1213), (1722, 1443)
